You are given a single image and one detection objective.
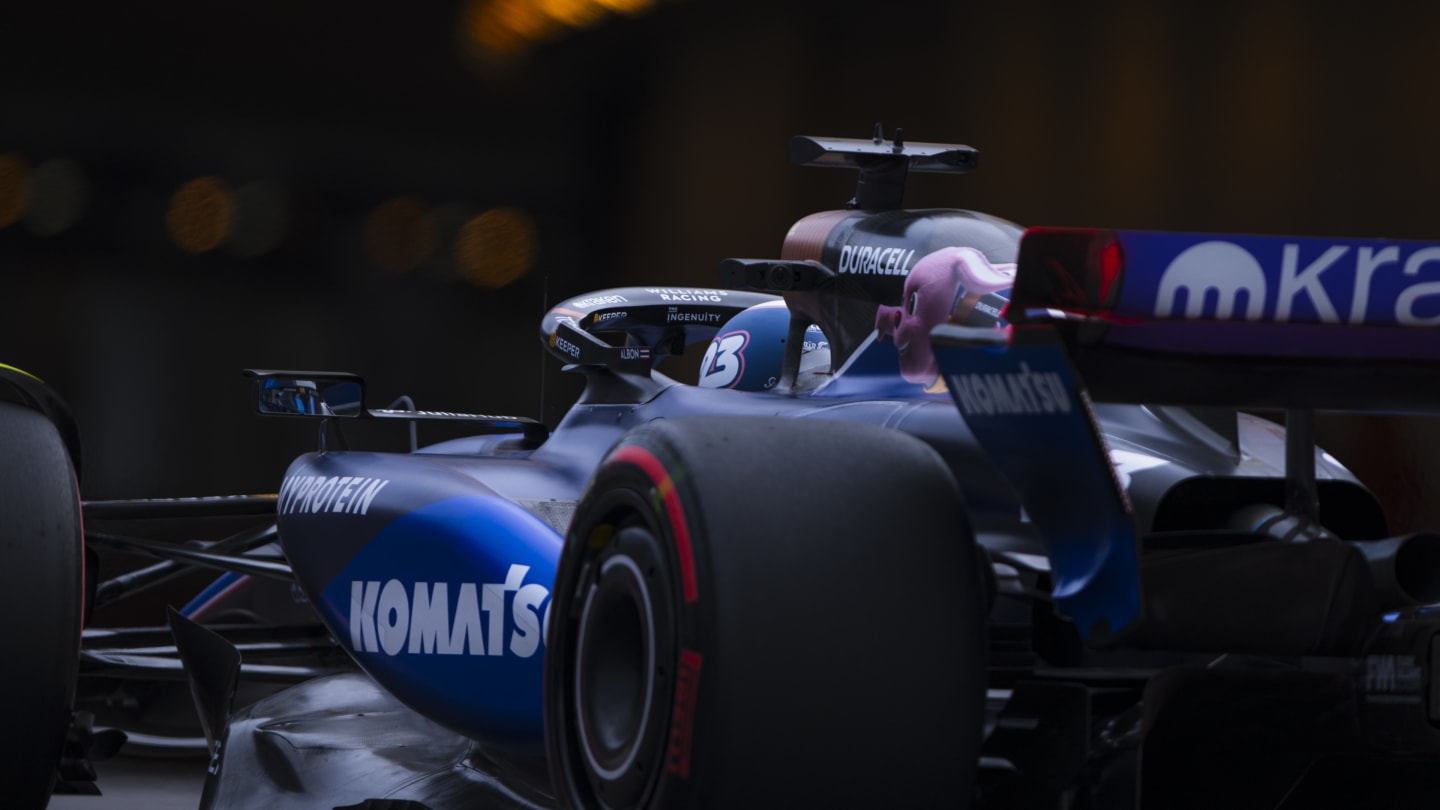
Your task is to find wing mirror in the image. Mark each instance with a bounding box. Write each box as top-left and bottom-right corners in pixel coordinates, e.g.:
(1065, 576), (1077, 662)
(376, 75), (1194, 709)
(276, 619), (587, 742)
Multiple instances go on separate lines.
(244, 370), (365, 418)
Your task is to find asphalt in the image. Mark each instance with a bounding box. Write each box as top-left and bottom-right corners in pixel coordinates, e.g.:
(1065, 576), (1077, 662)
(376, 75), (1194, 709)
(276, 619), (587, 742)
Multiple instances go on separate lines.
(49, 753), (206, 810)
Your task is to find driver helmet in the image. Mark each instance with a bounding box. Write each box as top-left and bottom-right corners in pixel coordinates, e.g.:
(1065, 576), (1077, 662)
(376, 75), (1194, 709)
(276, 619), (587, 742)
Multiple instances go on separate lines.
(698, 300), (830, 391)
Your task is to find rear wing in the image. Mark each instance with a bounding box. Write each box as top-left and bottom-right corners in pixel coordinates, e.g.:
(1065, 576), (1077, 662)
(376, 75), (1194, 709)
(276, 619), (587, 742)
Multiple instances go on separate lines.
(996, 228), (1440, 411)
(931, 228), (1440, 645)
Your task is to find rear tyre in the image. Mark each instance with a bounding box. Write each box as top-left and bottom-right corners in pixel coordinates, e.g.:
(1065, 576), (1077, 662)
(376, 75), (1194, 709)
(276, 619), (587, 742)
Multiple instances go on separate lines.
(545, 416), (987, 809)
(0, 401), (84, 809)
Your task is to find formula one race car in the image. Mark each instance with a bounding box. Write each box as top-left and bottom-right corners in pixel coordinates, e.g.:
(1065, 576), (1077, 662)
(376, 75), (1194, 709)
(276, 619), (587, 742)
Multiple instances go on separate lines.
(9, 130), (1440, 809)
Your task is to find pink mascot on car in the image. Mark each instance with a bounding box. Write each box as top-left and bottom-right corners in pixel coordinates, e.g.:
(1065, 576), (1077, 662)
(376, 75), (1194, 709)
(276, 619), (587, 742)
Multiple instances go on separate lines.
(875, 246), (1017, 384)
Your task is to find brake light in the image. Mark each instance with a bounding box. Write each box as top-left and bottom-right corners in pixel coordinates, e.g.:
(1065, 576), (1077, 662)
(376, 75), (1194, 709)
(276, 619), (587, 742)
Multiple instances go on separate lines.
(1100, 236), (1123, 303)
(1010, 227), (1124, 321)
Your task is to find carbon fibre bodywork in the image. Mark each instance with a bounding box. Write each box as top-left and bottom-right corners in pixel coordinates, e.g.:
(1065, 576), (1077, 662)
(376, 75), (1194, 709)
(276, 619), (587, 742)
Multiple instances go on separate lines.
(229, 344), (1382, 802)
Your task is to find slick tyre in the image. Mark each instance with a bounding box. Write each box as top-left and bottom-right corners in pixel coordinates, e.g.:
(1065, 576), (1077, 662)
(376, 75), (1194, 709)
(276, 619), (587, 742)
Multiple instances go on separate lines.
(546, 416), (987, 809)
(0, 401), (84, 808)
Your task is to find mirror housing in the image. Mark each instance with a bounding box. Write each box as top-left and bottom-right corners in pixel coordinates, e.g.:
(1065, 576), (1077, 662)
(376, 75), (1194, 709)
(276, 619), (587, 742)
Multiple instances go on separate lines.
(244, 370), (365, 418)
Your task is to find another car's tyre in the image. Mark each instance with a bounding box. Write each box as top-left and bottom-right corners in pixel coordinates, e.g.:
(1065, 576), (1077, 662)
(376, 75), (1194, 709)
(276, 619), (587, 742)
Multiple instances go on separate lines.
(0, 400), (84, 808)
(545, 416), (987, 809)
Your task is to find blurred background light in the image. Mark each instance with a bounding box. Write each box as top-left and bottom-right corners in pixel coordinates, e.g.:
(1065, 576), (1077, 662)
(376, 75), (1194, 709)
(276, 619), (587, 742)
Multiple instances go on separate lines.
(460, 0), (655, 60)
(423, 203), (478, 281)
(593, 0), (651, 12)
(463, 0), (559, 58)
(166, 176), (235, 254)
(455, 206), (538, 288)
(24, 158), (89, 237)
(537, 0), (606, 28)
(0, 153), (30, 228)
(364, 196), (436, 273)
(228, 180), (291, 258)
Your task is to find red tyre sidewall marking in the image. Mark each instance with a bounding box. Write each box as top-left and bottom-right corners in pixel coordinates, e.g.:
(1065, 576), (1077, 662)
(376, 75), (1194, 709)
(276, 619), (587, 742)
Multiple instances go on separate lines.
(608, 445), (698, 604)
(666, 649), (703, 778)
(605, 444), (703, 781)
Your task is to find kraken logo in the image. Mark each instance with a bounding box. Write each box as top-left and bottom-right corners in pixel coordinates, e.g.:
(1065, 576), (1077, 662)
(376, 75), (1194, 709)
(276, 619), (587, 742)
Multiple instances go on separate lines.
(1155, 241), (1267, 320)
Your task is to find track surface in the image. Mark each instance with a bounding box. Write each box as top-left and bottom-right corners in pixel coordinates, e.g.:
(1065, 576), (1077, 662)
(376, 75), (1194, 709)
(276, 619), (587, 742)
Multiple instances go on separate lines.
(49, 753), (205, 810)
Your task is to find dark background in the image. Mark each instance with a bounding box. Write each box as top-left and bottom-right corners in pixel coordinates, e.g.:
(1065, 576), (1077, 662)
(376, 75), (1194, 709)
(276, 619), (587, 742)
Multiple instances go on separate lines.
(2, 0), (1438, 526)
